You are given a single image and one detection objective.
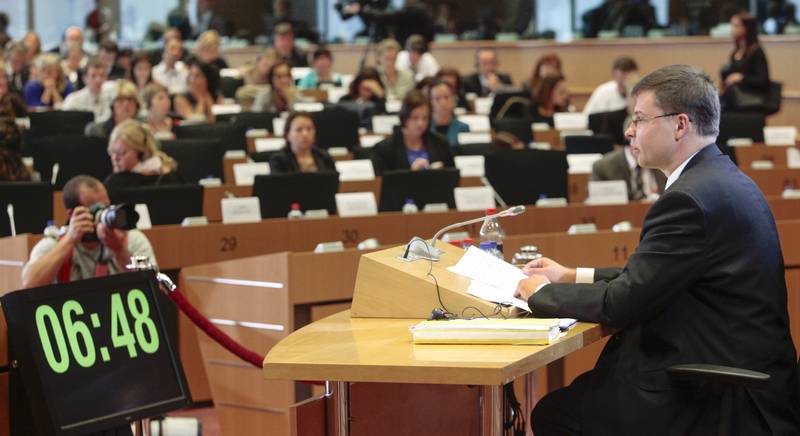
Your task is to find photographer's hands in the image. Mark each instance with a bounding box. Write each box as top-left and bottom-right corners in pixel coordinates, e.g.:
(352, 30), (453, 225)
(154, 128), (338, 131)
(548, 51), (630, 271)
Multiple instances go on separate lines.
(97, 224), (131, 270)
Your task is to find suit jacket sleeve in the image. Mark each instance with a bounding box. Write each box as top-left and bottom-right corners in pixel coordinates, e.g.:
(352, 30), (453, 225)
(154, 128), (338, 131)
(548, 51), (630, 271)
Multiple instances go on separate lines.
(528, 190), (708, 327)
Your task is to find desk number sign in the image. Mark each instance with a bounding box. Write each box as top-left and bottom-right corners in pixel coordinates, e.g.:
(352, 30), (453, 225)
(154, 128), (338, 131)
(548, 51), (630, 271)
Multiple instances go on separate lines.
(2, 271), (191, 435)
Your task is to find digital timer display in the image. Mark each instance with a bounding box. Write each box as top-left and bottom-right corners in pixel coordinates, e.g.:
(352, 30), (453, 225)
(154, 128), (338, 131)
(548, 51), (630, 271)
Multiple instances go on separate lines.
(2, 271), (191, 435)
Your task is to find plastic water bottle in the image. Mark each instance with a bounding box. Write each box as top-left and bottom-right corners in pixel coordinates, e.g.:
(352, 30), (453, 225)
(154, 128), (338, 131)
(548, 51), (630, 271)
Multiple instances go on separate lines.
(479, 241), (503, 259)
(402, 198), (419, 214)
(287, 203), (304, 219)
(479, 208), (506, 254)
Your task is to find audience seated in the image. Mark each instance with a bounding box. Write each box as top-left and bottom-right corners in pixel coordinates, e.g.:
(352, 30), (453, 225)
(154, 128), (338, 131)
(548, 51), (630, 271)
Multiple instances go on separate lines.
(591, 144), (665, 201)
(297, 48), (343, 90)
(435, 67), (470, 110)
(21, 31), (41, 64)
(61, 42), (87, 89)
(98, 39), (126, 80)
(253, 61), (301, 113)
(462, 48), (513, 97)
(273, 23), (308, 68)
(174, 60), (221, 123)
(527, 53), (562, 100)
(193, 30), (229, 71)
(268, 111), (336, 173)
(338, 67), (387, 128)
(0, 117), (30, 182)
(429, 79), (469, 146)
(104, 119), (181, 190)
(720, 11), (772, 113)
(0, 65), (27, 117)
(371, 90), (454, 175)
(130, 52), (154, 91)
(236, 47), (277, 110)
(153, 37), (189, 95)
(583, 56), (638, 115)
(396, 34), (439, 82)
(5, 42), (31, 95)
(531, 75), (570, 127)
(376, 39), (414, 101)
(62, 57), (114, 121)
(24, 53), (75, 108)
(141, 83), (177, 139)
(85, 80), (140, 138)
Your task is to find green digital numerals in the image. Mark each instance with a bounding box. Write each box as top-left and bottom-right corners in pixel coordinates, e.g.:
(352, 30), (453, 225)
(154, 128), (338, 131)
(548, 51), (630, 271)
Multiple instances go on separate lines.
(34, 289), (161, 374)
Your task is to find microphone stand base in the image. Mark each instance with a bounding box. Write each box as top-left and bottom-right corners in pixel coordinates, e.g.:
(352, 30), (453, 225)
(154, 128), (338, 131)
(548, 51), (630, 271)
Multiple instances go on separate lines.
(398, 238), (445, 262)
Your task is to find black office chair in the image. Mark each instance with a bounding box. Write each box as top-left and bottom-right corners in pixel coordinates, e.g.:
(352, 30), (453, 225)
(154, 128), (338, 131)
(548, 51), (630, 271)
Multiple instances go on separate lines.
(564, 135), (614, 155)
(28, 111), (94, 138)
(485, 149), (568, 205)
(313, 107), (360, 150)
(252, 172), (339, 218)
(0, 182), (53, 237)
(216, 111), (278, 134)
(719, 112), (766, 165)
(452, 143), (491, 156)
(220, 76), (245, 99)
(351, 147), (375, 160)
(588, 108), (628, 145)
(110, 185), (204, 225)
(174, 122), (247, 153)
(31, 135), (112, 189)
(159, 138), (225, 183)
(378, 168), (460, 212)
(492, 118), (533, 145)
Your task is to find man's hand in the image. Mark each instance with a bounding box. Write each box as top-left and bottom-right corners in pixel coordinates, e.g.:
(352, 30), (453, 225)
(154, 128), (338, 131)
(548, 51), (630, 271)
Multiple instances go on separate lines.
(64, 206), (95, 244)
(485, 73), (501, 91)
(514, 274), (550, 300)
(97, 224), (128, 255)
(522, 257), (576, 283)
(724, 73), (744, 87)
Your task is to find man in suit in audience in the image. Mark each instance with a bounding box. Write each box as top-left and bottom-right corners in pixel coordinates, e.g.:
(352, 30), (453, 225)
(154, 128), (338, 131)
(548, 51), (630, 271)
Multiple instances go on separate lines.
(21, 175), (155, 288)
(273, 23), (308, 68)
(591, 145), (666, 200)
(516, 64), (800, 435)
(461, 48), (513, 97)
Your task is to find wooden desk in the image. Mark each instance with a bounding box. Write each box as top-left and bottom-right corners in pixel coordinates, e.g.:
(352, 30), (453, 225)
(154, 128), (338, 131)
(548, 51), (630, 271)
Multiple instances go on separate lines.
(735, 144), (799, 169)
(263, 310), (606, 436)
(743, 168), (800, 195)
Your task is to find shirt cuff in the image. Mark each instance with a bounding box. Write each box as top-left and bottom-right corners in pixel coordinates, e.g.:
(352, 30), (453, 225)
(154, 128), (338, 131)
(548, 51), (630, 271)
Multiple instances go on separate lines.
(534, 283), (548, 293)
(575, 267), (595, 284)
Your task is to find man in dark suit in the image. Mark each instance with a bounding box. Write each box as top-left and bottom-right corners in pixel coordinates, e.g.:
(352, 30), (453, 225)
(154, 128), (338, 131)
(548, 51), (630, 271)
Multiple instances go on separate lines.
(516, 64), (800, 435)
(591, 145), (666, 200)
(461, 48), (513, 97)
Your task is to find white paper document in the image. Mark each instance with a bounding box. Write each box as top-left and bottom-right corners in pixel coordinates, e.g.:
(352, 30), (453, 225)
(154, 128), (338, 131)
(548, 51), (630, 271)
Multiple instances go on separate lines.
(447, 246), (531, 312)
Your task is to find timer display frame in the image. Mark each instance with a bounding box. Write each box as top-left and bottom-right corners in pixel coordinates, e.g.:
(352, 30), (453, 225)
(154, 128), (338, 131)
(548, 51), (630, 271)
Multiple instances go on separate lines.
(2, 270), (192, 435)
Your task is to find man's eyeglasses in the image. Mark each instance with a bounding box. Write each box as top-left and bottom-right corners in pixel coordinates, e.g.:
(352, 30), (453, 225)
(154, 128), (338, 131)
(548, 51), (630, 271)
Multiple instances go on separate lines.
(630, 112), (681, 129)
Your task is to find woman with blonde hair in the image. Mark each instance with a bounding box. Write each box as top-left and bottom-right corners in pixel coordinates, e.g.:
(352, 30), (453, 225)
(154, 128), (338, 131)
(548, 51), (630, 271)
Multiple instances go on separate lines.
(103, 119), (181, 190)
(85, 80), (140, 138)
(24, 53), (75, 108)
(194, 30), (228, 70)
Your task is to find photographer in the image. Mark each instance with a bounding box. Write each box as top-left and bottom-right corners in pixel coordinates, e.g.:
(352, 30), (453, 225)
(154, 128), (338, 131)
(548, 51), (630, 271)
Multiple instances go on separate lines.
(21, 175), (155, 288)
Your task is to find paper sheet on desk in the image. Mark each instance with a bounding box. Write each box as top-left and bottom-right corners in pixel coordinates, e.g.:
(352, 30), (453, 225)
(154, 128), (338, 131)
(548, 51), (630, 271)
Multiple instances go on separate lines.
(448, 246), (531, 312)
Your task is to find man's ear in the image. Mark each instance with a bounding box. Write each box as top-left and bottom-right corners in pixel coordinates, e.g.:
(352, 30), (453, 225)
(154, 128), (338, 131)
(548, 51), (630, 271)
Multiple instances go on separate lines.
(675, 113), (691, 141)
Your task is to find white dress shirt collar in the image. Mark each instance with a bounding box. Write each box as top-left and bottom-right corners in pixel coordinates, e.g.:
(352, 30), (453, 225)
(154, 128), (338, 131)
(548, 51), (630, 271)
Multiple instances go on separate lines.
(665, 148), (702, 190)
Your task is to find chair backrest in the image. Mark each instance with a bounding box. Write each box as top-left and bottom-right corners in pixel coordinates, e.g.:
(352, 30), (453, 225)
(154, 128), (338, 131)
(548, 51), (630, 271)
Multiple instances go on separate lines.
(588, 108), (628, 145)
(378, 168), (460, 212)
(159, 138), (225, 183)
(485, 149), (568, 205)
(351, 147), (375, 160)
(718, 112), (765, 164)
(452, 143), (491, 156)
(489, 90), (531, 119)
(564, 135), (614, 155)
(220, 76), (245, 99)
(217, 111), (278, 133)
(312, 107), (360, 150)
(174, 122), (247, 152)
(0, 182), (53, 237)
(492, 117), (533, 145)
(109, 184), (204, 225)
(31, 135), (112, 189)
(29, 111), (94, 138)
(252, 172), (340, 219)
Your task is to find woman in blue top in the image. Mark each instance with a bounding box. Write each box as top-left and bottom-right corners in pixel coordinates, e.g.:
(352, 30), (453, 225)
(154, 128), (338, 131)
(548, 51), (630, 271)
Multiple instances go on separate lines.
(371, 90), (454, 176)
(24, 53), (74, 108)
(428, 80), (469, 146)
(297, 48), (343, 89)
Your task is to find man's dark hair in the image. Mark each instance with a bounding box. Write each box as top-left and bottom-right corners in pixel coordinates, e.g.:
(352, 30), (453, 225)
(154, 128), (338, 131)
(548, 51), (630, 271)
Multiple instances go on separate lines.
(312, 48), (332, 62)
(632, 64), (720, 137)
(399, 89), (429, 126)
(99, 39), (119, 54)
(405, 34), (428, 54)
(612, 56), (638, 73)
(63, 175), (103, 209)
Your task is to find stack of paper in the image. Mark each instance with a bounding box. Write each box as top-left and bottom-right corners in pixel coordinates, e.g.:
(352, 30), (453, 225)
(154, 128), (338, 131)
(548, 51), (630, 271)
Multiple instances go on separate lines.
(447, 246), (531, 312)
(410, 318), (560, 345)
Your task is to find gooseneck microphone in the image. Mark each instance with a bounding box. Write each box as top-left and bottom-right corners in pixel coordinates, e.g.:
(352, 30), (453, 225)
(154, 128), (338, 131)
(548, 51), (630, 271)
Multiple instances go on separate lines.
(401, 205), (527, 262)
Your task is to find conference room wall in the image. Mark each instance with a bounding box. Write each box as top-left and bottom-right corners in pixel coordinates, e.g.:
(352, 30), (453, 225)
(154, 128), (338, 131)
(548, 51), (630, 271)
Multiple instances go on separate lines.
(221, 36), (800, 126)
